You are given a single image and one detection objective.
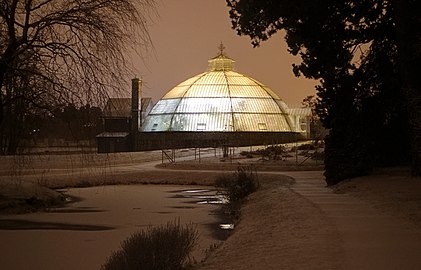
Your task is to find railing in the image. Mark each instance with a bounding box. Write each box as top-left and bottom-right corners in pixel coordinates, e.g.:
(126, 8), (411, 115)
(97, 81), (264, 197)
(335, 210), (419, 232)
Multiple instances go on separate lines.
(162, 149), (175, 163)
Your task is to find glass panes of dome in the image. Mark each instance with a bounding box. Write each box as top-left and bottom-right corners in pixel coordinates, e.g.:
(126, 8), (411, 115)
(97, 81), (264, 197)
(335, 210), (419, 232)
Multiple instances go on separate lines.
(176, 98), (231, 113)
(265, 114), (293, 131)
(171, 113), (233, 131)
(224, 71), (241, 77)
(260, 85), (282, 100)
(195, 72), (227, 85)
(185, 84), (229, 97)
(142, 114), (173, 131)
(229, 85), (270, 98)
(150, 99), (180, 114)
(233, 113), (292, 132)
(225, 74), (257, 85)
(178, 73), (205, 86)
(163, 85), (193, 99)
(231, 98), (282, 113)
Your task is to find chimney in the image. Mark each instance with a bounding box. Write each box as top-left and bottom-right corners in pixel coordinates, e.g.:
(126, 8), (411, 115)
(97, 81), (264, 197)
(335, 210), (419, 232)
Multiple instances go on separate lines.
(131, 78), (142, 132)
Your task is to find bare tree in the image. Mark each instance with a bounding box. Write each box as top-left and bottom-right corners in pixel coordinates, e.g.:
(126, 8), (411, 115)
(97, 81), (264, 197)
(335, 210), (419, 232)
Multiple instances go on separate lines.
(0, 0), (156, 153)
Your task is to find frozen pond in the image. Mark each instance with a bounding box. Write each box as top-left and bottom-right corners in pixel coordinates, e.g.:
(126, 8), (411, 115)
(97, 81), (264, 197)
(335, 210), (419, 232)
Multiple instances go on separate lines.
(0, 184), (226, 270)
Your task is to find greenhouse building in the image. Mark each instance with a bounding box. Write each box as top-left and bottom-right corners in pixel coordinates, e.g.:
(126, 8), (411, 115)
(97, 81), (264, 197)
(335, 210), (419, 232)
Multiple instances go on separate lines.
(97, 46), (310, 153)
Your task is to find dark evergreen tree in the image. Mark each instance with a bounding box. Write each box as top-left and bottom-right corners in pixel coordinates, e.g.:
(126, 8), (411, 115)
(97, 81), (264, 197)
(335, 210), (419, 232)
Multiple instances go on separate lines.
(227, 0), (419, 184)
(392, 0), (421, 176)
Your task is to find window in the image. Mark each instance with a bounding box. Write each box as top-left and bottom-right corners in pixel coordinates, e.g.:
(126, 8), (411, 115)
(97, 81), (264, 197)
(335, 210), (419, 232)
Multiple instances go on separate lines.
(197, 123), (206, 131)
(258, 123), (267, 131)
(299, 117), (307, 131)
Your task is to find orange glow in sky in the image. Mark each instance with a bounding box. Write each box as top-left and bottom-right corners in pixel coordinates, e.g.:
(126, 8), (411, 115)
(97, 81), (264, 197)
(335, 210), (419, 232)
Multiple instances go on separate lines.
(135, 0), (317, 105)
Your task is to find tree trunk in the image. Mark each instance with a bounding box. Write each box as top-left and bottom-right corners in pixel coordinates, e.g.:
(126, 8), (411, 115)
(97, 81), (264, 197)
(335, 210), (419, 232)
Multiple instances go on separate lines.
(0, 68), (5, 134)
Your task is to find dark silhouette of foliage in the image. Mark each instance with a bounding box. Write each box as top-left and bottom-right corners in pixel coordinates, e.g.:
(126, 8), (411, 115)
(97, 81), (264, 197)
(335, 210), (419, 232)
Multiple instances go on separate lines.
(301, 95), (327, 141)
(50, 104), (103, 141)
(4, 103), (103, 152)
(215, 165), (259, 202)
(227, 0), (420, 184)
(392, 0), (421, 177)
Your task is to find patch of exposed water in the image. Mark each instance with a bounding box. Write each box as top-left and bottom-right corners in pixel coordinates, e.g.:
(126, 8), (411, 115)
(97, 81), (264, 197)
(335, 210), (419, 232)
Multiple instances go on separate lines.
(169, 188), (234, 232)
(170, 188), (229, 204)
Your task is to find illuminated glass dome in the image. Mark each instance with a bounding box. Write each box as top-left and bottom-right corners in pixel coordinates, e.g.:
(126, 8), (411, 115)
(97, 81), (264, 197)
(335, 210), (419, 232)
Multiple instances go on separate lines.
(142, 47), (294, 133)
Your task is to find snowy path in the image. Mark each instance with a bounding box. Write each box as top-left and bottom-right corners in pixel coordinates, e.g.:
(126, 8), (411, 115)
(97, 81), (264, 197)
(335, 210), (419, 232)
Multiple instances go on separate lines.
(284, 171), (421, 270)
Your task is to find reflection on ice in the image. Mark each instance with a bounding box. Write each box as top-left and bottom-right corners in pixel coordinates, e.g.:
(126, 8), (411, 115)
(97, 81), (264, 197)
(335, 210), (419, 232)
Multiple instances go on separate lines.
(170, 188), (232, 235)
(219, 224), (234, 230)
(196, 195), (229, 205)
(181, 189), (211, 193)
(173, 188), (229, 204)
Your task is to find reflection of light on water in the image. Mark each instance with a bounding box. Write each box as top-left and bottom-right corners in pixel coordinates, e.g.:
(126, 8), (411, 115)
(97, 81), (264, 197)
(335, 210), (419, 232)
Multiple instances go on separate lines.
(190, 195), (220, 199)
(196, 195), (228, 205)
(171, 188), (234, 236)
(181, 189), (211, 193)
(176, 189), (229, 204)
(220, 224), (234, 230)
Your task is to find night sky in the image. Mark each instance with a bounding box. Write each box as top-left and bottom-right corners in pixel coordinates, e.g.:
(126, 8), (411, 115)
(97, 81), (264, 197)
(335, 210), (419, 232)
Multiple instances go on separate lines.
(134, 0), (317, 105)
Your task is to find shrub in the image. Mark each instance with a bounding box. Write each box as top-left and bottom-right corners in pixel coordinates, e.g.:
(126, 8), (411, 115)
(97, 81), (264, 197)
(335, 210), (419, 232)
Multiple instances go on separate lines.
(101, 220), (198, 270)
(297, 143), (315, 150)
(239, 151), (254, 158)
(215, 165), (259, 203)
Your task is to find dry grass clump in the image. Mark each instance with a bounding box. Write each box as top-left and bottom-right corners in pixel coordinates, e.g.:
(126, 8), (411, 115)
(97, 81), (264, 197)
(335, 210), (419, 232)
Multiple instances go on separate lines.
(101, 220), (198, 270)
(215, 165), (259, 203)
(215, 165), (260, 223)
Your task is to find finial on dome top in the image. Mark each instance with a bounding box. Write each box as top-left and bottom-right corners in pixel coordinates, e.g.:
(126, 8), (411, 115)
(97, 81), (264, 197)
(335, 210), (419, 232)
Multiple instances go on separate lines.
(208, 42), (235, 71)
(218, 42), (226, 56)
